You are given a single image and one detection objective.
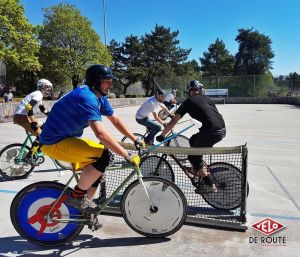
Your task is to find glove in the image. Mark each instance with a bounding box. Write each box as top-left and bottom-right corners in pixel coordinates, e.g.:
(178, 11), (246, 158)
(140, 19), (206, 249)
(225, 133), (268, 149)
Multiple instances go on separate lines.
(125, 153), (140, 167)
(156, 135), (165, 142)
(134, 138), (145, 150)
(30, 122), (38, 132)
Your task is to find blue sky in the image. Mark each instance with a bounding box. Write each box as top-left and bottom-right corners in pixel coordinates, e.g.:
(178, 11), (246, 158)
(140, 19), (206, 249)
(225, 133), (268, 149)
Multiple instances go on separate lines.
(20, 0), (300, 75)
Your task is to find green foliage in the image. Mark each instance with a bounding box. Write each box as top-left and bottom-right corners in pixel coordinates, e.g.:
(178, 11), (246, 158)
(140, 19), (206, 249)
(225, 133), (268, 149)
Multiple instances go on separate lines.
(109, 24), (191, 96)
(38, 3), (111, 89)
(0, 0), (41, 90)
(234, 28), (274, 75)
(200, 38), (234, 76)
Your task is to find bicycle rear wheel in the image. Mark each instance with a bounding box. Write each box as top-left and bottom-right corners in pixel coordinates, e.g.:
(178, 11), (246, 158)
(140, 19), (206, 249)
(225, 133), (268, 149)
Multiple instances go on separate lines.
(201, 162), (247, 210)
(121, 177), (187, 237)
(0, 143), (34, 179)
(10, 181), (84, 246)
(121, 133), (144, 143)
(165, 135), (189, 161)
(140, 155), (175, 182)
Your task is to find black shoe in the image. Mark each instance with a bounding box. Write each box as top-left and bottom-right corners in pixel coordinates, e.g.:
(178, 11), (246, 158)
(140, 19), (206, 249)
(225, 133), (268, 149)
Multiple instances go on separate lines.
(195, 183), (218, 194)
(66, 195), (100, 214)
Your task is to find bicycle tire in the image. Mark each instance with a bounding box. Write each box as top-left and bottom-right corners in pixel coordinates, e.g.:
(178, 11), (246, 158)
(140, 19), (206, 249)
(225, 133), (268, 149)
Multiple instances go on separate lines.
(54, 159), (72, 170)
(121, 177), (187, 237)
(165, 135), (189, 161)
(158, 110), (168, 121)
(121, 133), (144, 143)
(10, 181), (84, 246)
(140, 155), (175, 182)
(201, 162), (248, 210)
(0, 143), (35, 179)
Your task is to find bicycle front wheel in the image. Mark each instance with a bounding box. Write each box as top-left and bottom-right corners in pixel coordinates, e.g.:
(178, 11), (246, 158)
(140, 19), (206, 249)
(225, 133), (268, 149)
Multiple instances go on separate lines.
(158, 110), (168, 121)
(10, 181), (84, 246)
(202, 162), (247, 210)
(0, 143), (34, 179)
(121, 133), (144, 143)
(140, 155), (175, 182)
(121, 177), (187, 237)
(165, 135), (189, 161)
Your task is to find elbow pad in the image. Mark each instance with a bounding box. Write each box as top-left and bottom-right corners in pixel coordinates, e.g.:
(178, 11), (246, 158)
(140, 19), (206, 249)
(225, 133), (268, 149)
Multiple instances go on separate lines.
(26, 103), (32, 111)
(26, 104), (34, 116)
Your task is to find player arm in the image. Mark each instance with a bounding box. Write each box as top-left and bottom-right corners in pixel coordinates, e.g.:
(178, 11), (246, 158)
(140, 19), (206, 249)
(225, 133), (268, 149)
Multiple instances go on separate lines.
(39, 104), (49, 115)
(160, 113), (182, 137)
(106, 114), (138, 143)
(25, 99), (38, 123)
(152, 111), (165, 126)
(88, 120), (128, 158)
(159, 103), (173, 116)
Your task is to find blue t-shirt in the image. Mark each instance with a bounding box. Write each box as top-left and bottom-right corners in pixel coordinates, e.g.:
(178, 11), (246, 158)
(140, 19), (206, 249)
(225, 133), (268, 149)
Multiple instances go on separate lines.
(40, 85), (114, 145)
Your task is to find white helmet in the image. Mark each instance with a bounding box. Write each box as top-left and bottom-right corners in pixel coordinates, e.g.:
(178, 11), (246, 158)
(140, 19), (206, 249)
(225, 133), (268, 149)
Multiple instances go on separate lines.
(37, 79), (53, 91)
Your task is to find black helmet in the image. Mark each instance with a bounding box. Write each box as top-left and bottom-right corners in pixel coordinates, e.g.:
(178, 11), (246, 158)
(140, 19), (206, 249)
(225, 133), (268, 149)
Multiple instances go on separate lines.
(85, 64), (118, 88)
(187, 80), (204, 94)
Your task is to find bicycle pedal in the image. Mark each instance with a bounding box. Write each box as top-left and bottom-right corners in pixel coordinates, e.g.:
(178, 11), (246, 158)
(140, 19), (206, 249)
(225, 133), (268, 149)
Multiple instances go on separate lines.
(87, 217), (102, 231)
(29, 156), (44, 166)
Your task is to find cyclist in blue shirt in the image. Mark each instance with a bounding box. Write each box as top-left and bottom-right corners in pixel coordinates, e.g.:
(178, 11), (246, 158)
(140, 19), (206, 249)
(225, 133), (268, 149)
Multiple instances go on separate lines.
(39, 64), (144, 213)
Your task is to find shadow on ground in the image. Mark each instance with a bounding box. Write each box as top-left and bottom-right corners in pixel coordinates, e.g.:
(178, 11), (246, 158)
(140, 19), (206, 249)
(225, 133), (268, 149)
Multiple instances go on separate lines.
(0, 234), (170, 256)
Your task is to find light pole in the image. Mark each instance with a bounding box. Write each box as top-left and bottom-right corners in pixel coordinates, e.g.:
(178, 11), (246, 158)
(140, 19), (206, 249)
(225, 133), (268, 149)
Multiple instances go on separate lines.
(103, 0), (107, 47)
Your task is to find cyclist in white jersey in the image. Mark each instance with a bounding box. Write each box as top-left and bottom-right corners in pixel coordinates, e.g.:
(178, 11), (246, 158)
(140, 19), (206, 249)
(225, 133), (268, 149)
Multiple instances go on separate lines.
(14, 79), (53, 136)
(135, 88), (173, 145)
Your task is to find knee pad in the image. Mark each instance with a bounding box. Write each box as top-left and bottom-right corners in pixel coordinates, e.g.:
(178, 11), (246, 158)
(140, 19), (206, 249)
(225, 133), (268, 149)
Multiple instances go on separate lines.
(92, 149), (114, 172)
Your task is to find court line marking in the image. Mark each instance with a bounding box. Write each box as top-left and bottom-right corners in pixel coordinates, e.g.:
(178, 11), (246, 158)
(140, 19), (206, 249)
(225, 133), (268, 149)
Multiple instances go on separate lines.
(250, 163), (300, 212)
(249, 213), (300, 221)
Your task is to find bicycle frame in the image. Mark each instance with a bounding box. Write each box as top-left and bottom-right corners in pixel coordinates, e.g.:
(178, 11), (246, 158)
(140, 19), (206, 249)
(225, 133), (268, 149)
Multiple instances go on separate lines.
(17, 132), (66, 171)
(141, 122), (194, 155)
(47, 164), (153, 223)
(15, 133), (34, 163)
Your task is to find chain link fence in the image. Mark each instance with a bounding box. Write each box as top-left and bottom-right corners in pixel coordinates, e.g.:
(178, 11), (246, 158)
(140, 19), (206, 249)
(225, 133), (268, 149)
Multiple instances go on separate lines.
(155, 75), (300, 97)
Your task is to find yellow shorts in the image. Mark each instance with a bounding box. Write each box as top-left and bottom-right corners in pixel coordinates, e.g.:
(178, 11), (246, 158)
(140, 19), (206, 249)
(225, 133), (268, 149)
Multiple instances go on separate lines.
(41, 138), (105, 171)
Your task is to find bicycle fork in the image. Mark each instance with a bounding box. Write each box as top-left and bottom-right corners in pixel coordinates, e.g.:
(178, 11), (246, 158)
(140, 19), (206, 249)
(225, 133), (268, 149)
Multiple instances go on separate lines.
(136, 167), (157, 213)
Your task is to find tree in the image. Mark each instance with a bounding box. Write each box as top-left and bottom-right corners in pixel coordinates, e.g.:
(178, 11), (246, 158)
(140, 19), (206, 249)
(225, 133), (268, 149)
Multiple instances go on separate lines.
(140, 24), (191, 95)
(0, 0), (41, 92)
(199, 38), (234, 76)
(109, 36), (145, 95)
(234, 28), (274, 75)
(38, 4), (111, 89)
(109, 25), (191, 96)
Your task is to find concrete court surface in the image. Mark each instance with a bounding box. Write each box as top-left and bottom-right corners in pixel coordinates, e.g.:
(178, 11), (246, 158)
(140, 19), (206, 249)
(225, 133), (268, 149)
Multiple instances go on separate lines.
(0, 103), (299, 257)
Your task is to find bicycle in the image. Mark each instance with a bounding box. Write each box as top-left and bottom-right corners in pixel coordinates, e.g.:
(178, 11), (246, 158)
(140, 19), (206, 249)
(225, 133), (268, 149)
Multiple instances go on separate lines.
(121, 120), (190, 161)
(10, 154), (187, 246)
(0, 131), (71, 180)
(128, 119), (249, 210)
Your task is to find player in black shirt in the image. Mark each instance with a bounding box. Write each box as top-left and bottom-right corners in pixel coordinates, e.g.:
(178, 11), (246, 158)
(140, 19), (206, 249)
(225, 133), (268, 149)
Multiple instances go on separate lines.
(156, 80), (226, 193)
